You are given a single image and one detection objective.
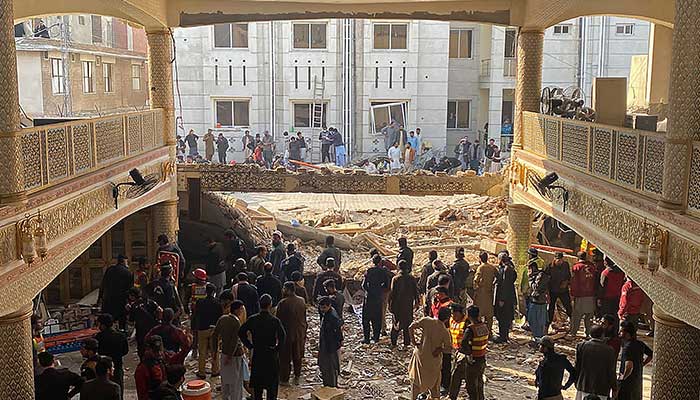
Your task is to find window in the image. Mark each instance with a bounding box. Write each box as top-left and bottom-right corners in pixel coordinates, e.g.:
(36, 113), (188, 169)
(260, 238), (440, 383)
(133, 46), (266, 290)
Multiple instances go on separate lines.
(373, 23), (407, 50)
(293, 23), (326, 49)
(131, 65), (141, 90)
(82, 61), (94, 93)
(91, 15), (102, 44)
(215, 100), (250, 127)
(370, 101), (408, 133)
(103, 63), (113, 93)
(447, 100), (470, 129)
(616, 23), (634, 35)
(504, 29), (517, 58)
(449, 29), (473, 58)
(213, 23), (248, 48)
(553, 24), (571, 35)
(50, 58), (65, 94)
(293, 103), (328, 127)
(78, 16), (85, 25)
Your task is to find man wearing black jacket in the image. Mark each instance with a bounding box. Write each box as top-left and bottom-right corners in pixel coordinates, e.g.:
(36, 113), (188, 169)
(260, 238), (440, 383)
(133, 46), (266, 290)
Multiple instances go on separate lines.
(256, 263), (283, 307)
(535, 336), (576, 400)
(396, 237), (414, 269)
(494, 251), (517, 343)
(281, 243), (304, 283)
(95, 314), (129, 397)
(206, 238), (227, 295)
(362, 255), (390, 344)
(318, 296), (343, 387)
(98, 255), (133, 330)
(35, 352), (83, 400)
(194, 284), (223, 379)
(232, 272), (260, 316)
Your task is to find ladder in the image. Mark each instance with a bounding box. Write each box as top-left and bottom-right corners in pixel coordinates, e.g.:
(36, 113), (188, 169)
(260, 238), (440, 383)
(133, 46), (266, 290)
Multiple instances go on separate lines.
(311, 75), (325, 163)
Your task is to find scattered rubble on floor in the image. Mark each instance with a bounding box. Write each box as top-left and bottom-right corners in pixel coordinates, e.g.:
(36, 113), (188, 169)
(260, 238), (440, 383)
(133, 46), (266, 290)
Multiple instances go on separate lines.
(214, 192), (508, 281)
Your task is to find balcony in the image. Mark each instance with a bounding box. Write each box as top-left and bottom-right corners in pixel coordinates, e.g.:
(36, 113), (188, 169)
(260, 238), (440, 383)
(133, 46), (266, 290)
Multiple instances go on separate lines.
(480, 59), (491, 78)
(503, 57), (517, 77)
(17, 109), (164, 195)
(521, 112), (700, 217)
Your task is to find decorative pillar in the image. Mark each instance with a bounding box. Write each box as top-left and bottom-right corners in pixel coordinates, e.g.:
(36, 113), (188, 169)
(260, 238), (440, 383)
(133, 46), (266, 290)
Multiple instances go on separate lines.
(513, 30), (544, 150)
(651, 305), (700, 400)
(0, 0), (26, 204)
(0, 304), (34, 400)
(152, 200), (179, 247)
(506, 202), (533, 313)
(659, 0), (699, 211)
(147, 30), (176, 154)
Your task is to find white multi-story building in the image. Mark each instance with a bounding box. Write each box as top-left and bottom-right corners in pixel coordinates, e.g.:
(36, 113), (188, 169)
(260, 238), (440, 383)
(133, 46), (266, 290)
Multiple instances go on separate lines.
(173, 17), (651, 162)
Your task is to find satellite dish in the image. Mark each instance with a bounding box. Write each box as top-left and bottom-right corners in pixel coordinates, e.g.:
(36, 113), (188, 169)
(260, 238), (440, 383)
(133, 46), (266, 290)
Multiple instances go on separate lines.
(111, 168), (159, 209)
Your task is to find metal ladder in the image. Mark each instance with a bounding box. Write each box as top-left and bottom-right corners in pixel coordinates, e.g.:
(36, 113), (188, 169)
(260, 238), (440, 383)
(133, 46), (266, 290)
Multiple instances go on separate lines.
(310, 75), (325, 163)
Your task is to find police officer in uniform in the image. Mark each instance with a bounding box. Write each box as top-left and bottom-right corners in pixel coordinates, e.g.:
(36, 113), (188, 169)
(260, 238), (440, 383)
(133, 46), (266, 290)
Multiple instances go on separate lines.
(148, 262), (183, 321)
(448, 305), (488, 400)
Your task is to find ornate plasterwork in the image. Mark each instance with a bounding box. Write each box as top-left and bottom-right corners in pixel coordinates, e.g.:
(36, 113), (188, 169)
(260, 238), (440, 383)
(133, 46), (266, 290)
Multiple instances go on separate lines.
(180, 164), (504, 196)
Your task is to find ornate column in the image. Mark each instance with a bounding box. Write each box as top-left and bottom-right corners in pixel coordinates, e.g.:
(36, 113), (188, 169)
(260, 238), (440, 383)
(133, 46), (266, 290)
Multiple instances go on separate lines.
(651, 305), (700, 400)
(513, 30), (544, 150)
(147, 30), (176, 156)
(0, 0), (26, 204)
(659, 0), (699, 211)
(0, 304), (34, 400)
(152, 199), (179, 246)
(506, 202), (533, 311)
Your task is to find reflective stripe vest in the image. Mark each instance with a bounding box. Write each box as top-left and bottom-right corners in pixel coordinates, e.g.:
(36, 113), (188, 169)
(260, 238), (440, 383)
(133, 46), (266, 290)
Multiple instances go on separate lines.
(467, 322), (489, 358)
(449, 318), (466, 350)
(190, 283), (207, 309)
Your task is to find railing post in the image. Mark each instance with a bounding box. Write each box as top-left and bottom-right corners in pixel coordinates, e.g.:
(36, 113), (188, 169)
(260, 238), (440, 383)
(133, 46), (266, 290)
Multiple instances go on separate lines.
(0, 0), (26, 204)
(513, 30), (544, 151)
(659, 0), (699, 212)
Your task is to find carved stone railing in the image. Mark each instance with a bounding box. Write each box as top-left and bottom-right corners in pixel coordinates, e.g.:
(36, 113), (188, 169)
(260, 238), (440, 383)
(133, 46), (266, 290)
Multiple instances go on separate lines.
(522, 111), (666, 199)
(177, 164), (506, 196)
(19, 109), (164, 194)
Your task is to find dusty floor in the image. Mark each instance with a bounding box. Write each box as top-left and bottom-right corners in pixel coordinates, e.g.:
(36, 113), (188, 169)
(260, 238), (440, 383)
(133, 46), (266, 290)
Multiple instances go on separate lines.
(56, 307), (654, 400)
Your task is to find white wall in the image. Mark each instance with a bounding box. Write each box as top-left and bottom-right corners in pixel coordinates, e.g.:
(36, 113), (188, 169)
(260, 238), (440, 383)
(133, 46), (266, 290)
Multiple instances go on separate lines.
(17, 52), (44, 116)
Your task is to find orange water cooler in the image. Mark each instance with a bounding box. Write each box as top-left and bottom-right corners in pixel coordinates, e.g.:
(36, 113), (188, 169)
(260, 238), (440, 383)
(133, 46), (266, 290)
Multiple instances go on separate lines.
(181, 380), (212, 400)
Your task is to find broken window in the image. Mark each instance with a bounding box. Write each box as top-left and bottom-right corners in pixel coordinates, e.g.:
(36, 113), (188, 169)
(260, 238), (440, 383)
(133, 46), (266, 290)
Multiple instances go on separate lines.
(370, 101), (408, 133)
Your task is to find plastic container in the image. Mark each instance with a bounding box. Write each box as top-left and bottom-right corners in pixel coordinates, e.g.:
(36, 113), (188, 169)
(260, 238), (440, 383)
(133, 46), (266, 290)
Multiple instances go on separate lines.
(181, 380), (211, 400)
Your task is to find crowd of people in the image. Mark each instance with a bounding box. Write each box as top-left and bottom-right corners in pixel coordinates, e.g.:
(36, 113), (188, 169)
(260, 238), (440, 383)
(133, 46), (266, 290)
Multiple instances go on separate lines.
(31, 229), (654, 400)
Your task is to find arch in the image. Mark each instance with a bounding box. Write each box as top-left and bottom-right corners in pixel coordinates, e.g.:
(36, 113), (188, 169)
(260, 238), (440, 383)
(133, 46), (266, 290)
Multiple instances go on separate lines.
(0, 186), (172, 318)
(517, 0), (674, 30)
(13, 0), (167, 31)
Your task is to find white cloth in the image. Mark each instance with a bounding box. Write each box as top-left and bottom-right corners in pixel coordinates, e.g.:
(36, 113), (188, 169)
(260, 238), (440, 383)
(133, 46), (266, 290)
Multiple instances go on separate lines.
(388, 146), (402, 170)
(221, 355), (247, 400)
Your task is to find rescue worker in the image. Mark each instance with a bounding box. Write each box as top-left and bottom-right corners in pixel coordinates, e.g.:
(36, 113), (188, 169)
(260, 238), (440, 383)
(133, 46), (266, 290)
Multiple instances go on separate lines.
(147, 263), (183, 321)
(133, 257), (149, 290)
(189, 268), (208, 359)
(445, 304), (467, 395)
(449, 305), (488, 400)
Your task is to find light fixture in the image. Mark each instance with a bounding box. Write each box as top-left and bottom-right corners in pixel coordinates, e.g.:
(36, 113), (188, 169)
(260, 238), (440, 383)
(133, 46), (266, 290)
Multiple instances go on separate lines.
(647, 226), (661, 273)
(637, 220), (649, 266)
(17, 209), (48, 264)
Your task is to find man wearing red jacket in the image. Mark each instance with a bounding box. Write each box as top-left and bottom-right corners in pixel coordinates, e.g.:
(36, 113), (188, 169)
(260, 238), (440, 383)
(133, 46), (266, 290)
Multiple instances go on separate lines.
(569, 252), (597, 337)
(135, 336), (167, 400)
(619, 278), (645, 326)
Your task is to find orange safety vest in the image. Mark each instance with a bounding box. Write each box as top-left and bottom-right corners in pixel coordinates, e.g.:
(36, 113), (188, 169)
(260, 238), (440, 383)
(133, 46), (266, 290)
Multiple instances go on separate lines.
(134, 270), (148, 288)
(190, 283), (207, 309)
(449, 318), (466, 350)
(467, 322), (489, 358)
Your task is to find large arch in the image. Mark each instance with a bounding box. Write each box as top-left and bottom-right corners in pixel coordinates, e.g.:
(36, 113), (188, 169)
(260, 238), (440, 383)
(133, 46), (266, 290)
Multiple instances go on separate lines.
(13, 0), (167, 31)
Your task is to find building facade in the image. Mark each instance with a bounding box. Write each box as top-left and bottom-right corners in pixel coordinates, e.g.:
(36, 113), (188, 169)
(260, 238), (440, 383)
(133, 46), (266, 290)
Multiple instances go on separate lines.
(14, 15), (150, 120)
(173, 17), (651, 162)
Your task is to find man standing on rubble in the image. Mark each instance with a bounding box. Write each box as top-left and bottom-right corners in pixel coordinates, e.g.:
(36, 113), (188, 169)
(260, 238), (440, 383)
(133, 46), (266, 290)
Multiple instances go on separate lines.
(277, 282), (307, 386)
(270, 231), (286, 279)
(418, 251), (439, 301)
(396, 237), (414, 269)
(389, 260), (420, 347)
(494, 252), (517, 343)
(449, 306), (489, 400)
(570, 251), (597, 337)
(317, 236), (342, 271)
(408, 307), (453, 400)
(256, 263), (283, 309)
(318, 296), (344, 387)
(312, 258), (343, 304)
(426, 260), (453, 299)
(450, 248), (474, 304)
(362, 254), (391, 344)
(473, 251), (497, 336)
(98, 255), (133, 330)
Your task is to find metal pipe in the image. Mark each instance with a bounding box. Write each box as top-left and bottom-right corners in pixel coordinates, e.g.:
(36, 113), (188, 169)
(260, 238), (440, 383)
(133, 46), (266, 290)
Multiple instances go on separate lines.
(577, 17), (587, 90)
(269, 21), (275, 139)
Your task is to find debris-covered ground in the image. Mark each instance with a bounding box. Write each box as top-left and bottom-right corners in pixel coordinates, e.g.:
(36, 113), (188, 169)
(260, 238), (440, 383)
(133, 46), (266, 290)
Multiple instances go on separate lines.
(56, 192), (653, 399)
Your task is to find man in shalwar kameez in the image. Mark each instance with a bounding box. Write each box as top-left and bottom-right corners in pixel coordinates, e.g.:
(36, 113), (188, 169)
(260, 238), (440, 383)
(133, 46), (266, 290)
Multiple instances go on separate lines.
(408, 307), (453, 399)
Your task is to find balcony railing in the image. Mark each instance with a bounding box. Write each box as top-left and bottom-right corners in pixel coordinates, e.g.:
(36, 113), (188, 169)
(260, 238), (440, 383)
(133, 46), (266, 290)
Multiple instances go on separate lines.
(19, 109), (164, 193)
(480, 59), (491, 77)
(522, 112), (671, 200)
(503, 57), (517, 77)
